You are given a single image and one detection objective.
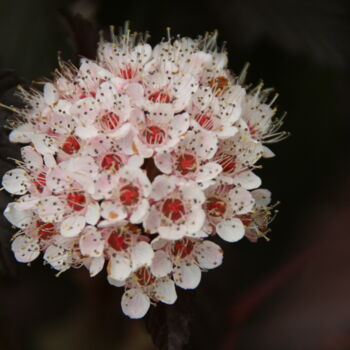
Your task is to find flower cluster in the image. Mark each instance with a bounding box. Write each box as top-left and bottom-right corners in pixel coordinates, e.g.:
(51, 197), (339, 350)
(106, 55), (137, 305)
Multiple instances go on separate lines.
(1, 29), (285, 318)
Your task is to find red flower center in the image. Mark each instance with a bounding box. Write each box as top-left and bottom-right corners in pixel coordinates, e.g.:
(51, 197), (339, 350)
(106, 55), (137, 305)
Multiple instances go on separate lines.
(208, 76), (229, 96)
(172, 238), (194, 258)
(176, 153), (197, 175)
(119, 185), (140, 206)
(148, 91), (171, 103)
(101, 154), (123, 172)
(120, 67), (134, 79)
(36, 221), (55, 240)
(143, 125), (165, 145)
(239, 214), (252, 226)
(108, 232), (128, 251)
(33, 172), (46, 193)
(67, 192), (86, 211)
(206, 197), (227, 217)
(195, 113), (214, 130)
(62, 136), (80, 155)
(162, 198), (185, 221)
(80, 91), (96, 99)
(247, 121), (257, 137)
(100, 112), (120, 130)
(135, 267), (156, 286)
(218, 154), (236, 173)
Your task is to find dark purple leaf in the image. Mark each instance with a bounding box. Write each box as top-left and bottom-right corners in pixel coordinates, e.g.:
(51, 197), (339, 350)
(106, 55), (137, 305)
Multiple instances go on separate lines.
(145, 290), (194, 350)
(59, 9), (99, 60)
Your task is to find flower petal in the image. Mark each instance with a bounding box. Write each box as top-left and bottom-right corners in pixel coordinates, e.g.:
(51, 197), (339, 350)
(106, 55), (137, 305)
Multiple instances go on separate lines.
(173, 262), (201, 289)
(131, 241), (154, 270)
(79, 228), (104, 257)
(2, 168), (30, 195)
(88, 256), (105, 277)
(154, 279), (177, 304)
(11, 235), (40, 263)
(121, 289), (150, 319)
(9, 123), (35, 143)
(216, 218), (245, 242)
(151, 250), (173, 277)
(195, 240), (223, 269)
(44, 244), (71, 271)
(60, 216), (86, 237)
(108, 253), (132, 281)
(85, 202), (100, 225)
(4, 202), (33, 229)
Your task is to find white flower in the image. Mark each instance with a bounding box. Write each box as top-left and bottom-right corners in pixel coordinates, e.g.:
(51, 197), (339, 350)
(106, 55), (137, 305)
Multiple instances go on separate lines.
(144, 176), (206, 240)
(1, 27), (285, 318)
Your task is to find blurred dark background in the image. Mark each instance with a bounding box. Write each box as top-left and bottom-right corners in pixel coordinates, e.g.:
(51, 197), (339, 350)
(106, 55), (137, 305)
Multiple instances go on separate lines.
(0, 0), (350, 349)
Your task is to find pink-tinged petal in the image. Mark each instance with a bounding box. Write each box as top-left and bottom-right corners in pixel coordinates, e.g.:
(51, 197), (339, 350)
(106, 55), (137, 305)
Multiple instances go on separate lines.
(150, 175), (176, 201)
(44, 244), (71, 271)
(100, 201), (127, 223)
(11, 235), (40, 263)
(131, 241), (154, 270)
(151, 250), (173, 277)
(143, 206), (161, 234)
(60, 216), (86, 238)
(14, 196), (39, 210)
(4, 203), (33, 229)
(154, 279), (177, 304)
(9, 123), (35, 143)
(173, 262), (201, 289)
(126, 155), (144, 168)
(251, 189), (271, 208)
(92, 174), (115, 200)
(216, 125), (239, 139)
(43, 154), (57, 168)
(108, 253), (132, 281)
(75, 125), (99, 139)
(52, 99), (72, 116)
(158, 224), (186, 240)
(191, 129), (218, 159)
(21, 146), (43, 169)
(195, 240), (223, 269)
(185, 209), (206, 236)
(60, 156), (98, 176)
(79, 228), (104, 257)
(180, 181), (205, 206)
(2, 168), (29, 195)
(130, 199), (149, 224)
(126, 83), (144, 106)
(168, 112), (190, 138)
(31, 134), (57, 155)
(96, 82), (118, 109)
(154, 152), (172, 174)
(173, 75), (198, 112)
(228, 187), (255, 215)
(46, 168), (71, 193)
(85, 202), (100, 225)
(37, 197), (65, 223)
(44, 82), (59, 105)
(232, 171), (262, 190)
(108, 123), (132, 139)
(107, 275), (125, 287)
(216, 218), (245, 242)
(88, 256), (105, 277)
(132, 138), (154, 158)
(150, 236), (168, 250)
(262, 145), (275, 158)
(121, 289), (150, 319)
(196, 163), (222, 183)
(71, 98), (99, 124)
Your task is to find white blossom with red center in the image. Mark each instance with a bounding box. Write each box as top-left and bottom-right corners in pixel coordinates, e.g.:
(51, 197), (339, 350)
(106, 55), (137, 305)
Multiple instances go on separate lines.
(144, 175), (206, 240)
(1, 28), (285, 319)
